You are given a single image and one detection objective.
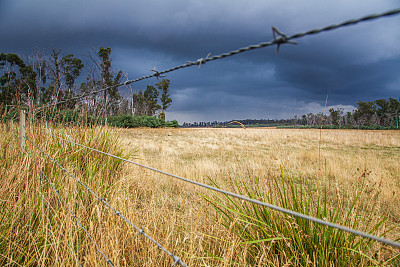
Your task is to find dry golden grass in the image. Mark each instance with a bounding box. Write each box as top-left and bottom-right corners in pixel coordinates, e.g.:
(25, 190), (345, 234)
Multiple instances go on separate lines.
(1, 124), (399, 266)
(115, 127), (400, 265)
(119, 128), (400, 212)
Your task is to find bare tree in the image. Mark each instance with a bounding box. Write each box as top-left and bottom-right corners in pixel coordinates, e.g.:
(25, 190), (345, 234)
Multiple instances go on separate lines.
(24, 48), (47, 107)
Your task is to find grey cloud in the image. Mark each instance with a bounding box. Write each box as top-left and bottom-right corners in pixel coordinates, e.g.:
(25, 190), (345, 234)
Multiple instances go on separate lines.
(0, 0), (399, 122)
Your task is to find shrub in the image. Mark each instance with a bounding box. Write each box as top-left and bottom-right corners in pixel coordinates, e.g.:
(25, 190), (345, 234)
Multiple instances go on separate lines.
(107, 114), (136, 128)
(165, 120), (179, 128)
(133, 115), (164, 128)
(107, 115), (179, 128)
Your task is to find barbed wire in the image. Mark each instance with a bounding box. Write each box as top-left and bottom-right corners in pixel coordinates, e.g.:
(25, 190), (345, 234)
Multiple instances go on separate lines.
(26, 135), (187, 267)
(26, 142), (114, 266)
(38, 128), (400, 249)
(33, 7), (400, 112)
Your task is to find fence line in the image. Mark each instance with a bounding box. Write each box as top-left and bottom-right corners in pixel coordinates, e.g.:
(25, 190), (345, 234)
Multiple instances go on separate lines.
(26, 143), (114, 266)
(37, 128), (400, 249)
(33, 7), (400, 112)
(25, 135), (187, 267)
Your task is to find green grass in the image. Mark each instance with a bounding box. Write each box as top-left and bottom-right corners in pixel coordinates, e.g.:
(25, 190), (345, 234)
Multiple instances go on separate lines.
(203, 168), (400, 266)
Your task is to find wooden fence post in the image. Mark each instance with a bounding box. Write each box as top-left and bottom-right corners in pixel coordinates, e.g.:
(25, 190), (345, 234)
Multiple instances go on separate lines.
(20, 110), (25, 150)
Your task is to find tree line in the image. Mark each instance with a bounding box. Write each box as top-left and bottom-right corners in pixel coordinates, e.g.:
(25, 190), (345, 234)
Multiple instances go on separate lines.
(295, 98), (399, 129)
(182, 119), (295, 128)
(182, 97), (400, 129)
(0, 47), (173, 124)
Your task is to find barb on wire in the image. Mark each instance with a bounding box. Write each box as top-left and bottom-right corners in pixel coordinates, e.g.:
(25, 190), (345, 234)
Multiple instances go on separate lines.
(188, 53), (212, 69)
(272, 26), (298, 53)
(39, 128), (400, 249)
(151, 67), (166, 81)
(26, 135), (187, 267)
(32, 7), (400, 112)
(26, 144), (114, 266)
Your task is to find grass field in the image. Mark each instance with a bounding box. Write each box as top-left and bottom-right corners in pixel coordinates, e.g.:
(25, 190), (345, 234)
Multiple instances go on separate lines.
(1, 125), (399, 266)
(119, 127), (400, 220)
(117, 127), (400, 265)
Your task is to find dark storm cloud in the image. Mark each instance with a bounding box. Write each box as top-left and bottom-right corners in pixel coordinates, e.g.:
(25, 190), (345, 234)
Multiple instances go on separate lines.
(0, 0), (399, 122)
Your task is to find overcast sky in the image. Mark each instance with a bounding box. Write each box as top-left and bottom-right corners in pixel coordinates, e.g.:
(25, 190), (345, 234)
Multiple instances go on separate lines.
(1, 0), (399, 122)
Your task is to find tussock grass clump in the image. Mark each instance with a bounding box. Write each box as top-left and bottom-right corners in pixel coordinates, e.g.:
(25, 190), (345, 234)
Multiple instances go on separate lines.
(204, 169), (399, 266)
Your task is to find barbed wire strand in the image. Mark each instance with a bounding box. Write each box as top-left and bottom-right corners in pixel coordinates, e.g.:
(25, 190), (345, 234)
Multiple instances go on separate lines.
(39, 129), (400, 249)
(25, 141), (114, 267)
(26, 135), (187, 267)
(33, 7), (400, 112)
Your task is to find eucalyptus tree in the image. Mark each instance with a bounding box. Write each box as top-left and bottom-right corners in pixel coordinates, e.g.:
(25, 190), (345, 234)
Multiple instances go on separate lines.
(132, 85), (160, 116)
(156, 78), (172, 120)
(0, 52), (36, 108)
(96, 47), (123, 121)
